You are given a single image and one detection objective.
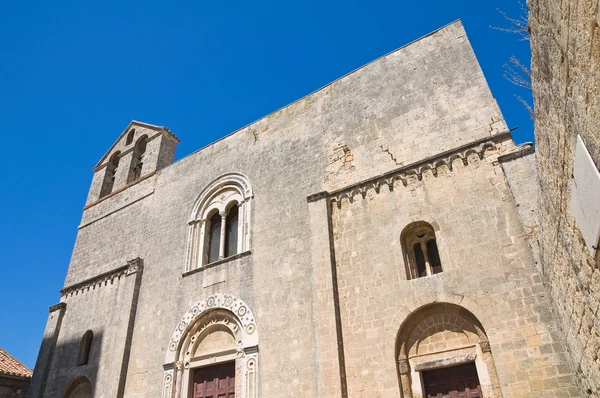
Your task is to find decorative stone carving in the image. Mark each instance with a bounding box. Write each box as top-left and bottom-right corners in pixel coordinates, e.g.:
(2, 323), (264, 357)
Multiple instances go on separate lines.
(167, 293), (257, 357)
(162, 369), (174, 398)
(396, 303), (503, 398)
(480, 340), (491, 353)
(398, 356), (410, 374)
(60, 258), (143, 298)
(163, 293), (258, 398)
(185, 173), (253, 271)
(126, 257), (143, 275)
(328, 133), (506, 208)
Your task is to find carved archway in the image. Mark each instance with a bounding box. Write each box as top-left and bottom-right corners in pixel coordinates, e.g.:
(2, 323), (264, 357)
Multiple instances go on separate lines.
(395, 303), (502, 398)
(185, 173), (253, 271)
(163, 293), (258, 398)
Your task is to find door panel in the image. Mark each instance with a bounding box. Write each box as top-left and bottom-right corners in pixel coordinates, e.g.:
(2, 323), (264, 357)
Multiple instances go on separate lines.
(422, 362), (482, 398)
(193, 362), (236, 398)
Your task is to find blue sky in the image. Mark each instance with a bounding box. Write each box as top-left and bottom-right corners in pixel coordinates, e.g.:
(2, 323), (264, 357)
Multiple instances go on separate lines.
(0, 1), (532, 368)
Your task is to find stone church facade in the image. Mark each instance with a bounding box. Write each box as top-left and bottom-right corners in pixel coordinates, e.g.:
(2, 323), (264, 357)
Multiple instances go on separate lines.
(29, 21), (580, 398)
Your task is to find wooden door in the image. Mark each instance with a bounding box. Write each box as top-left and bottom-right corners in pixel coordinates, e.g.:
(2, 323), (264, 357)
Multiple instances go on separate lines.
(192, 362), (236, 398)
(422, 362), (482, 398)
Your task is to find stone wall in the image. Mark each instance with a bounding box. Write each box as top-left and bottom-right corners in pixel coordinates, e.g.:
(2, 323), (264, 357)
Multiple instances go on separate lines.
(529, 1), (600, 395)
(328, 140), (577, 397)
(30, 261), (142, 398)
(0, 376), (30, 398)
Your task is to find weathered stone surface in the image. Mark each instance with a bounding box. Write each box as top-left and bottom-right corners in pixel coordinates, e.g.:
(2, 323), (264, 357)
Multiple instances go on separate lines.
(530, 0), (600, 395)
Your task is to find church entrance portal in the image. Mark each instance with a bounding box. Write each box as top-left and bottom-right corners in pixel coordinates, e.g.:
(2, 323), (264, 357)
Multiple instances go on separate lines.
(422, 362), (482, 398)
(192, 361), (236, 398)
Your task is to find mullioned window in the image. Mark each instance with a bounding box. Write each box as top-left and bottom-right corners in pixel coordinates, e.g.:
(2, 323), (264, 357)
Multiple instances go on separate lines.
(185, 173), (253, 271)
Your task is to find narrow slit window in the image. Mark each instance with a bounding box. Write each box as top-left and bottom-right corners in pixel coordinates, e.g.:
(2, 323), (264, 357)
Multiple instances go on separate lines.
(77, 330), (93, 366)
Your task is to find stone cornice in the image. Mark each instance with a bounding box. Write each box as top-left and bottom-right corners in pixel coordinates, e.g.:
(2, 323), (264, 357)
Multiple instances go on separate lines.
(497, 143), (535, 163)
(48, 302), (66, 313)
(60, 258), (143, 298)
(308, 131), (514, 207)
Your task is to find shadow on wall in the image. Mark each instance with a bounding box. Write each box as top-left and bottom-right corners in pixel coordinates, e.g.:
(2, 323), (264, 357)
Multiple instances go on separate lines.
(31, 331), (102, 398)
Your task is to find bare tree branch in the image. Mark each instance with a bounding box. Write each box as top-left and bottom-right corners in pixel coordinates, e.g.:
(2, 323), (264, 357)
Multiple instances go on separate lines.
(504, 56), (531, 89)
(490, 0), (530, 41)
(515, 95), (534, 119)
(490, 0), (534, 116)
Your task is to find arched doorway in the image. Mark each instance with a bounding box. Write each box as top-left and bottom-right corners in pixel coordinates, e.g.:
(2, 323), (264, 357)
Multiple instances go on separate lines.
(62, 376), (92, 398)
(395, 303), (502, 398)
(163, 293), (258, 398)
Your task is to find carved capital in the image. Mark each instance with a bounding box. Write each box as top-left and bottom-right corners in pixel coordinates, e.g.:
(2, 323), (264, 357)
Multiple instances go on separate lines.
(398, 356), (410, 374)
(126, 257), (143, 275)
(480, 340), (492, 353)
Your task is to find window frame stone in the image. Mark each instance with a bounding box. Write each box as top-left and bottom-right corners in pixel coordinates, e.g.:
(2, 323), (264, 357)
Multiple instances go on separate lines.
(400, 221), (443, 280)
(185, 173), (253, 272)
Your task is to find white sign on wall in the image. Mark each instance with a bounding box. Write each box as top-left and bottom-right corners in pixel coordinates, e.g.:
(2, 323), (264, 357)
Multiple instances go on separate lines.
(570, 135), (600, 256)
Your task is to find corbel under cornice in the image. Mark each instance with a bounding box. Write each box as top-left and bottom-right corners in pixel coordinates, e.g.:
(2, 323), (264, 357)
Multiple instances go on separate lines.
(308, 131), (525, 208)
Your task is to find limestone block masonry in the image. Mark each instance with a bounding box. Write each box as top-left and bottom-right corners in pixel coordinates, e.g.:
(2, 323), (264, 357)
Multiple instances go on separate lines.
(530, 0), (600, 396)
(29, 20), (580, 398)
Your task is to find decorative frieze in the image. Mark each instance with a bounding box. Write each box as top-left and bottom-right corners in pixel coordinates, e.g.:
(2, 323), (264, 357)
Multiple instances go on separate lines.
(308, 131), (514, 208)
(60, 257), (143, 298)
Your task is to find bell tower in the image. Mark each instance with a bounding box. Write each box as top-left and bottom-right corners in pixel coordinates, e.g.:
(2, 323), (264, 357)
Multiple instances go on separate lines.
(86, 121), (180, 206)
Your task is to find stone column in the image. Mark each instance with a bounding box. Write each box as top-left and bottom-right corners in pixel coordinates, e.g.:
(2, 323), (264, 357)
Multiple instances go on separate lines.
(198, 219), (207, 267)
(420, 239), (432, 276)
(28, 303), (67, 398)
(480, 340), (502, 398)
(174, 361), (183, 398)
(218, 212), (227, 259)
(398, 356), (413, 398)
(237, 202), (244, 253)
(307, 192), (344, 398)
(114, 149), (135, 189)
(186, 221), (197, 271)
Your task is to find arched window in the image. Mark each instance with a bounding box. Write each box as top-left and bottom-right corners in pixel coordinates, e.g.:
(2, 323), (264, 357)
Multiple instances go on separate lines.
(186, 174), (253, 271)
(125, 128), (135, 145)
(401, 221), (442, 279)
(77, 330), (93, 366)
(128, 135), (147, 183)
(100, 152), (120, 198)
